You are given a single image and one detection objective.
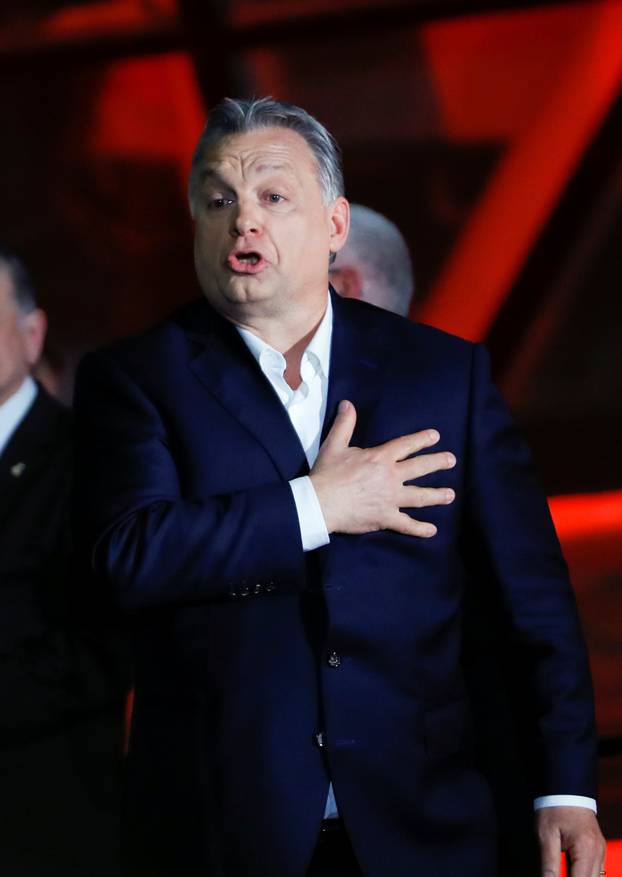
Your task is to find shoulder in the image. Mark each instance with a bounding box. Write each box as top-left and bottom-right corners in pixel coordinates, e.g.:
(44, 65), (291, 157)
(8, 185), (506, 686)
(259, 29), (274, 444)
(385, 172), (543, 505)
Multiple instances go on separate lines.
(23, 385), (72, 445)
(2, 385), (72, 476)
(77, 298), (215, 380)
(336, 295), (476, 363)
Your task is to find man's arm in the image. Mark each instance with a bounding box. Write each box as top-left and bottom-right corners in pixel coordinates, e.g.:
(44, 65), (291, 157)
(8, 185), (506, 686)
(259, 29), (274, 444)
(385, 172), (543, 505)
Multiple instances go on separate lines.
(465, 344), (605, 876)
(75, 353), (455, 610)
(74, 350), (307, 609)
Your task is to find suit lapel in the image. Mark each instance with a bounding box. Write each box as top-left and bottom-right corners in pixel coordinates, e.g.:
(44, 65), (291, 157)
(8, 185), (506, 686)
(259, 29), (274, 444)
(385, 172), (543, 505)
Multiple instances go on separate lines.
(322, 289), (388, 445)
(186, 306), (309, 481)
(0, 453), (26, 526)
(0, 388), (67, 526)
(182, 293), (389, 481)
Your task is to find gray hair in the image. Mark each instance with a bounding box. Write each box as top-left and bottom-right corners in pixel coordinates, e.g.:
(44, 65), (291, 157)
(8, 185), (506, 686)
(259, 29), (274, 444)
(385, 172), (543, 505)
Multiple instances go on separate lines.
(333, 204), (414, 317)
(0, 246), (37, 315)
(188, 97), (344, 209)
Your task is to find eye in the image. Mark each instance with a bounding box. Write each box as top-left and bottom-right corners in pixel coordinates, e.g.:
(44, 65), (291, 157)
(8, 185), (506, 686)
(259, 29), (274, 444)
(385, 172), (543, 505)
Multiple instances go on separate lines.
(266, 193), (285, 204)
(207, 197), (234, 210)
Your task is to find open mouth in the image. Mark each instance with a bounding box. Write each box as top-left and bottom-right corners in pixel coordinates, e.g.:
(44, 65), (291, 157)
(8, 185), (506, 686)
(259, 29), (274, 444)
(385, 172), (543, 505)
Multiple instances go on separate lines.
(227, 251), (267, 274)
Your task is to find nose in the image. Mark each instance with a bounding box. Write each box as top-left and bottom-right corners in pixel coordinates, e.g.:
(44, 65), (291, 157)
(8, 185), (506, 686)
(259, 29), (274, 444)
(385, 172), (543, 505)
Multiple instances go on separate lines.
(231, 200), (262, 238)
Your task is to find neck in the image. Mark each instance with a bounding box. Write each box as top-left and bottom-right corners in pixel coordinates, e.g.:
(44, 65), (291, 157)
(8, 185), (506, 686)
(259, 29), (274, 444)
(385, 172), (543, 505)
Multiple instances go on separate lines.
(230, 295), (328, 387)
(235, 299), (326, 349)
(282, 324), (320, 390)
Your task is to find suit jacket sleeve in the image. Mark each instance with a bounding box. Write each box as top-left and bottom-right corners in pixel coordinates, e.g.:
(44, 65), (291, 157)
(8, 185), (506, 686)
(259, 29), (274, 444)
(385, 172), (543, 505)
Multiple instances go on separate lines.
(464, 343), (597, 800)
(74, 349), (307, 611)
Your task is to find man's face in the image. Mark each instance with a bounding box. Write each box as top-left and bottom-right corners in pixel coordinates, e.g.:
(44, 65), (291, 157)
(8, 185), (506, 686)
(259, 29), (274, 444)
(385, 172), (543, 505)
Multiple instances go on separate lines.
(191, 126), (349, 324)
(0, 270), (45, 406)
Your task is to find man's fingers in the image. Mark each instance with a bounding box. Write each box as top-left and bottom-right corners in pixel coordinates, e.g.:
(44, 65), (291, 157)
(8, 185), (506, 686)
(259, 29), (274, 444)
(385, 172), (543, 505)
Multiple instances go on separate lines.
(320, 400), (357, 454)
(539, 827), (562, 877)
(384, 428), (440, 461)
(537, 808), (605, 877)
(389, 511), (437, 538)
(567, 833), (607, 877)
(399, 486), (455, 509)
(399, 451), (457, 482)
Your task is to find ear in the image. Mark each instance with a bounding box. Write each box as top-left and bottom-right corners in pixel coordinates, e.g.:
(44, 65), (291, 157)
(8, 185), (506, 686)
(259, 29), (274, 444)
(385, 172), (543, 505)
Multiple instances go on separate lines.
(22, 308), (47, 367)
(328, 196), (350, 255)
(331, 266), (363, 300)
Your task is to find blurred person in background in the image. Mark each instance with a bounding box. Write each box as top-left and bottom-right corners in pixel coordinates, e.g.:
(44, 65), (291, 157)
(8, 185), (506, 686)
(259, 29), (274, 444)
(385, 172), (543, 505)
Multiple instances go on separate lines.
(329, 202), (414, 316)
(0, 246), (128, 876)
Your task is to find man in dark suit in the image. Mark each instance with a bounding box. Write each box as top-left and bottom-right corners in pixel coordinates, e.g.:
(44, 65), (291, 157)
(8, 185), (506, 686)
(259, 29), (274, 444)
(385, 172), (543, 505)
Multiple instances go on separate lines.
(74, 99), (605, 877)
(0, 248), (128, 875)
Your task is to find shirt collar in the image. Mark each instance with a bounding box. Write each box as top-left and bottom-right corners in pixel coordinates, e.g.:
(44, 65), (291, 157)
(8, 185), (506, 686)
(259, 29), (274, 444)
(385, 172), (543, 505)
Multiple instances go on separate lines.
(0, 375), (38, 458)
(236, 293), (333, 380)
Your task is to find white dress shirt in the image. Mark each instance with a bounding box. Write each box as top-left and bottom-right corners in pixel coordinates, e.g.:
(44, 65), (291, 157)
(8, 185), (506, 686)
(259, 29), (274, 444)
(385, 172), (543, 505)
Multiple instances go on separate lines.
(236, 295), (596, 817)
(237, 297), (332, 552)
(0, 375), (38, 458)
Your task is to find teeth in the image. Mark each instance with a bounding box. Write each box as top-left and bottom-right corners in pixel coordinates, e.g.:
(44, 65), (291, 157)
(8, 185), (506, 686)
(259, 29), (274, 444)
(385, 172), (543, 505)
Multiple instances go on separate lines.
(238, 253), (259, 265)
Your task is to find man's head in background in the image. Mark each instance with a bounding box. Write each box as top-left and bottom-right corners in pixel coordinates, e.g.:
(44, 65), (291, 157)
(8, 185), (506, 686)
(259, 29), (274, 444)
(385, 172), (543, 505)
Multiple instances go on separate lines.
(329, 204), (414, 317)
(0, 247), (47, 405)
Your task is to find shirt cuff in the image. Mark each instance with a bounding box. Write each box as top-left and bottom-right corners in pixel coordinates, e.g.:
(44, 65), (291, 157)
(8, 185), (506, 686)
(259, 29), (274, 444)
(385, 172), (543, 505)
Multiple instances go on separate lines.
(289, 476), (330, 552)
(534, 795), (597, 813)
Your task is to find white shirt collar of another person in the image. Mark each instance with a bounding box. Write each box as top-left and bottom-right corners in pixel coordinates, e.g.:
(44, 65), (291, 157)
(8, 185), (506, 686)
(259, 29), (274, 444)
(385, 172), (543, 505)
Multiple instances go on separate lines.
(0, 375), (38, 459)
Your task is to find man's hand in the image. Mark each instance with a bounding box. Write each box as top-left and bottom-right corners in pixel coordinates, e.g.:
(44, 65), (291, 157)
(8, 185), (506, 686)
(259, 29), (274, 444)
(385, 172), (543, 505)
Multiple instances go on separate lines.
(537, 806), (606, 877)
(310, 399), (456, 537)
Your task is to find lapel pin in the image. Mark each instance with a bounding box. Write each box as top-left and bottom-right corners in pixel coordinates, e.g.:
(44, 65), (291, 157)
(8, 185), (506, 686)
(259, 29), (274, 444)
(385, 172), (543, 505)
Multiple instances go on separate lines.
(10, 462), (26, 478)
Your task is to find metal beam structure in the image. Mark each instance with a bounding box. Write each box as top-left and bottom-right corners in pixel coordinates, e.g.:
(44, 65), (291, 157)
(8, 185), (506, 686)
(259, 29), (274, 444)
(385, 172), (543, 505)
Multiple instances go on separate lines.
(0, 0), (591, 72)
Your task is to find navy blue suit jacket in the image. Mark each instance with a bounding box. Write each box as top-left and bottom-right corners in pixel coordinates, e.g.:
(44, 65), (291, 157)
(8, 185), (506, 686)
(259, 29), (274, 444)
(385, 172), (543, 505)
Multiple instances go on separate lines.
(74, 292), (597, 877)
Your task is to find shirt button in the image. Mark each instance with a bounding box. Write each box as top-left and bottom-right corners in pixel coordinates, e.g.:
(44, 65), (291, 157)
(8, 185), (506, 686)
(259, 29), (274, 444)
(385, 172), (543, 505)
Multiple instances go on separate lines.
(327, 651), (341, 668)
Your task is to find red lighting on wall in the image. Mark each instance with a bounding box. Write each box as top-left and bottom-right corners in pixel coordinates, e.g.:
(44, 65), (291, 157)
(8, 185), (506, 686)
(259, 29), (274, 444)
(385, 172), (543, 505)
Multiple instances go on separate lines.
(416, 1), (622, 341)
(549, 491), (622, 543)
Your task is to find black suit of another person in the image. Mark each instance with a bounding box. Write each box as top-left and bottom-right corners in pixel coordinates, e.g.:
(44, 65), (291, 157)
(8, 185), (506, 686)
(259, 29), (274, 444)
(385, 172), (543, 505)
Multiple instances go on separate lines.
(0, 384), (129, 876)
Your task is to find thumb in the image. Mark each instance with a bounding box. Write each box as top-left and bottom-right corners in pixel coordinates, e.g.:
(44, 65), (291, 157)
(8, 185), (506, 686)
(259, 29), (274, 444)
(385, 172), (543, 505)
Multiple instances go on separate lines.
(540, 829), (561, 877)
(321, 400), (357, 454)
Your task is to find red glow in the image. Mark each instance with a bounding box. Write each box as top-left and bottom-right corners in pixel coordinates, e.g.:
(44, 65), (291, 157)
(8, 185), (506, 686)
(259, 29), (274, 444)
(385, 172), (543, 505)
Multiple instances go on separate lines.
(124, 687), (134, 756)
(549, 491), (622, 542)
(416, 1), (622, 340)
(560, 838), (622, 875)
(86, 53), (205, 187)
(44, 0), (176, 37)
(0, 0), (179, 55)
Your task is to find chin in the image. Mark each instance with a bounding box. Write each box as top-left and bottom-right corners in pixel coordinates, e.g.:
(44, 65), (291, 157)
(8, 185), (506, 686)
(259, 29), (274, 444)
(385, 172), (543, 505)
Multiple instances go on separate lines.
(226, 276), (274, 303)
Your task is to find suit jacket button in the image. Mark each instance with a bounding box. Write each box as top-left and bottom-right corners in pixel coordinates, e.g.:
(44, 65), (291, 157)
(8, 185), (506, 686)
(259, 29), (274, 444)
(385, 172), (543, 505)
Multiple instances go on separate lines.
(253, 582), (262, 595)
(327, 651), (341, 668)
(239, 583), (250, 596)
(265, 581), (276, 593)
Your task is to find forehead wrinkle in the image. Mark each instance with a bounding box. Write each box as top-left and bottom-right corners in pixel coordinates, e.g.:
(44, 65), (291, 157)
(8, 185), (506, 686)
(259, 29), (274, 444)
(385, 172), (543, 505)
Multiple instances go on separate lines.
(199, 160), (295, 190)
(205, 132), (318, 185)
